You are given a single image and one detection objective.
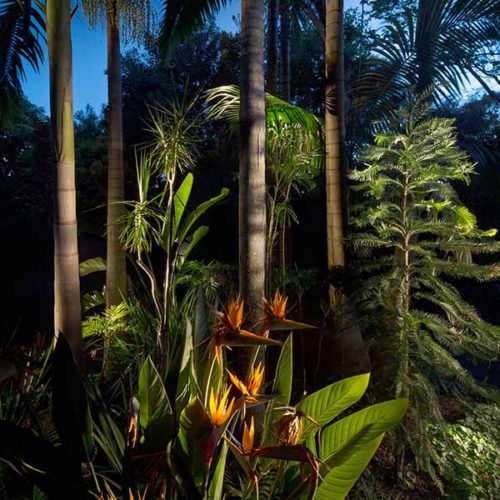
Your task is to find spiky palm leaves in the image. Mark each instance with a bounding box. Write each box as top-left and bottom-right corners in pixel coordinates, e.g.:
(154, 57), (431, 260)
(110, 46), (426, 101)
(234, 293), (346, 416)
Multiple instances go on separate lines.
(354, 0), (499, 130)
(350, 97), (500, 477)
(0, 0), (44, 127)
(159, 0), (231, 57)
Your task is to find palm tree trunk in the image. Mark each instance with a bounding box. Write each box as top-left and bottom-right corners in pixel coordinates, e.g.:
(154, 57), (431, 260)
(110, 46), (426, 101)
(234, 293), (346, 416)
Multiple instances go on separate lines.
(105, 0), (127, 307)
(325, 0), (345, 283)
(240, 0), (266, 324)
(267, 0), (279, 95)
(279, 0), (291, 101)
(46, 0), (82, 368)
(324, 0), (370, 376)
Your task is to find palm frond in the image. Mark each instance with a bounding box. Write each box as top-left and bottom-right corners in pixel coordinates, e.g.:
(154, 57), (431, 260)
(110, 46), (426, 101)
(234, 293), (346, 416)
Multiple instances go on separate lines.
(0, 0), (45, 127)
(159, 0), (231, 58)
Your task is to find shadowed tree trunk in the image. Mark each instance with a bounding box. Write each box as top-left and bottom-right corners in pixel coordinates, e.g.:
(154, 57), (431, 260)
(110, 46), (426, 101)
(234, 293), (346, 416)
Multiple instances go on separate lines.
(324, 0), (369, 375)
(240, 0), (266, 324)
(47, 0), (82, 368)
(279, 0), (290, 101)
(325, 0), (345, 278)
(267, 0), (279, 95)
(105, 0), (127, 307)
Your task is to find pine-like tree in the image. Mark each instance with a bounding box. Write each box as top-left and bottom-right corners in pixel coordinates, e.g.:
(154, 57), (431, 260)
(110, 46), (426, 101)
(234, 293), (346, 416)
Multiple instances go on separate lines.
(349, 96), (500, 476)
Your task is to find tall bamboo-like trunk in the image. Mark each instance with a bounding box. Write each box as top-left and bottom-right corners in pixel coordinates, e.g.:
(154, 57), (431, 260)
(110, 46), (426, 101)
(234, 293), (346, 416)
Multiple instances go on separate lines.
(279, 0), (291, 101)
(267, 0), (279, 95)
(240, 0), (266, 324)
(105, 0), (127, 307)
(325, 0), (345, 281)
(47, 0), (82, 368)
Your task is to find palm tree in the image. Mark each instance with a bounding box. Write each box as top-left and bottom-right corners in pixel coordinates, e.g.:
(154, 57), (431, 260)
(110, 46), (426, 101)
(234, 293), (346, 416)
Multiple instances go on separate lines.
(1, 0), (82, 365)
(239, 0), (266, 321)
(160, 0), (267, 321)
(0, 0), (44, 127)
(46, 0), (83, 367)
(82, 0), (151, 307)
(325, 0), (345, 284)
(354, 0), (499, 127)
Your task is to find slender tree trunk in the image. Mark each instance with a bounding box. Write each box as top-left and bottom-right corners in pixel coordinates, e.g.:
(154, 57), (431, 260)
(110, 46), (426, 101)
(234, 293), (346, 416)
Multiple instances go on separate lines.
(323, 0), (370, 376)
(106, 0), (127, 307)
(325, 0), (345, 284)
(47, 0), (82, 368)
(240, 0), (266, 324)
(267, 0), (279, 95)
(279, 0), (291, 101)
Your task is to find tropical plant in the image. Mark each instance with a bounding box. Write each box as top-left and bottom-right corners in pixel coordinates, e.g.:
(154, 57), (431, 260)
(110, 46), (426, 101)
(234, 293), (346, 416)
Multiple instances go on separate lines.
(206, 84), (324, 286)
(349, 96), (500, 477)
(0, 0), (83, 365)
(0, 0), (44, 126)
(119, 96), (229, 358)
(46, 0), (83, 367)
(431, 403), (500, 498)
(354, 0), (500, 128)
(1, 292), (408, 498)
(82, 0), (153, 307)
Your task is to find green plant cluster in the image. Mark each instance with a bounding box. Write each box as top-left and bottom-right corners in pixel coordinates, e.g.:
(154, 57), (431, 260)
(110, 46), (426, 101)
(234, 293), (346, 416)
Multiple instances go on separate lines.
(432, 403), (500, 498)
(349, 96), (500, 477)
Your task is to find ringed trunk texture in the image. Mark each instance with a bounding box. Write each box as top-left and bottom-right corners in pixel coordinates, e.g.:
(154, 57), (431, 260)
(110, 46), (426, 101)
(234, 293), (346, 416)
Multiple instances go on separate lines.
(325, 0), (345, 279)
(324, 0), (370, 376)
(267, 0), (279, 95)
(105, 0), (127, 307)
(239, 0), (266, 324)
(279, 0), (291, 101)
(47, 0), (82, 368)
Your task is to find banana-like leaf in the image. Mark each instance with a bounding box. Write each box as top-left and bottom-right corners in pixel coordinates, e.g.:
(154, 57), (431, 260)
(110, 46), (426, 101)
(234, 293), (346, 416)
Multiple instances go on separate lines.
(177, 187), (229, 244)
(79, 257), (106, 277)
(138, 357), (174, 448)
(173, 173), (194, 241)
(178, 225), (209, 267)
(176, 319), (194, 412)
(208, 440), (228, 500)
(178, 396), (212, 484)
(262, 335), (293, 445)
(314, 399), (408, 500)
(297, 373), (370, 440)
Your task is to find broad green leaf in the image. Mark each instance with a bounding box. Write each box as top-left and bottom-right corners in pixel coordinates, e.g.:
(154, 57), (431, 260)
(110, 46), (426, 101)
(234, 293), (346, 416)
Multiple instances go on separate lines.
(79, 257), (106, 277)
(138, 357), (174, 447)
(178, 397), (212, 484)
(314, 435), (384, 500)
(263, 335), (293, 445)
(208, 440), (228, 500)
(177, 187), (230, 244)
(176, 319), (194, 411)
(321, 399), (408, 464)
(173, 173), (194, 240)
(314, 399), (408, 500)
(178, 225), (209, 267)
(298, 373), (370, 440)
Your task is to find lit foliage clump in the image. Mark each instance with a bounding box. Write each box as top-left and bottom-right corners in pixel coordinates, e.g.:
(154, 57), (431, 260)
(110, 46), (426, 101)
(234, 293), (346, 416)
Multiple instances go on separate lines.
(350, 97), (500, 476)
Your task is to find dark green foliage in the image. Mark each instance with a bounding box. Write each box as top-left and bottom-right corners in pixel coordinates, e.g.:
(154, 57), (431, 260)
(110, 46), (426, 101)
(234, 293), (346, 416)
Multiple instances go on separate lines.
(349, 96), (500, 476)
(159, 0), (230, 57)
(354, 0), (500, 132)
(0, 0), (45, 127)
